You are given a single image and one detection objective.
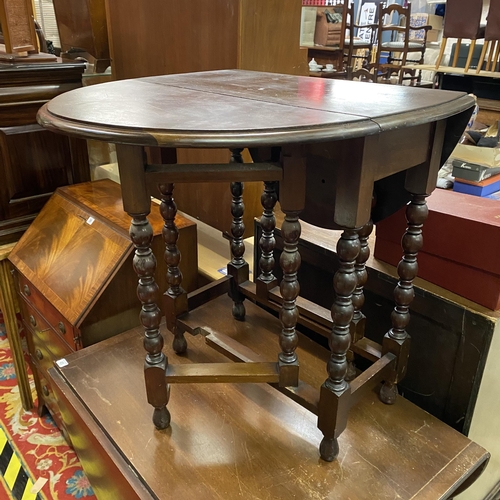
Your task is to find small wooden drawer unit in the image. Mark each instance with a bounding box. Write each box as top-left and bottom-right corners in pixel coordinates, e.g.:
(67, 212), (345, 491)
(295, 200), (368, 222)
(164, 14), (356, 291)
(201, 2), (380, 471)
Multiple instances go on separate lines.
(9, 179), (197, 430)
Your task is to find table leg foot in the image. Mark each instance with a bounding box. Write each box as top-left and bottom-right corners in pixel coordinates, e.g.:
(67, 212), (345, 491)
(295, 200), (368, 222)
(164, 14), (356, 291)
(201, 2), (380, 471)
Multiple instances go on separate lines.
(173, 331), (187, 354)
(319, 437), (339, 462)
(380, 381), (398, 405)
(345, 361), (357, 381)
(153, 406), (171, 430)
(232, 301), (246, 321)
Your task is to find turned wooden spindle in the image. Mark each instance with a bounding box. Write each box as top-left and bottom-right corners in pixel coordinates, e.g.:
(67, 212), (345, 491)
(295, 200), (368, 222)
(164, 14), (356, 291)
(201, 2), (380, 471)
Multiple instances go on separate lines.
(318, 228), (360, 461)
(130, 214), (170, 429)
(159, 182), (187, 354)
(228, 148), (248, 320)
(258, 181), (278, 289)
(380, 194), (428, 404)
(230, 180), (245, 268)
(346, 220), (374, 381)
(277, 210), (302, 387)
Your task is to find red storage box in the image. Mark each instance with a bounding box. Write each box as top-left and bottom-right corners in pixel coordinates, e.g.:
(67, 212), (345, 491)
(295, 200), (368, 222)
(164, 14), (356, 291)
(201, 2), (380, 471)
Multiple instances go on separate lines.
(374, 189), (500, 310)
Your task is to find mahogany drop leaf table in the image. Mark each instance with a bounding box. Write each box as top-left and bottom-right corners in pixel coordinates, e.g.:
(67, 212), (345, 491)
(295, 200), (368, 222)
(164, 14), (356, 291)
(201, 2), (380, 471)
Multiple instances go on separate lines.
(38, 70), (477, 463)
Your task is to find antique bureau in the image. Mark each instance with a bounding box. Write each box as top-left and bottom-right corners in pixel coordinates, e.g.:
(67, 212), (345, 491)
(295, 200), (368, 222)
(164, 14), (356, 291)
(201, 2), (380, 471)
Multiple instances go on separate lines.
(9, 179), (197, 439)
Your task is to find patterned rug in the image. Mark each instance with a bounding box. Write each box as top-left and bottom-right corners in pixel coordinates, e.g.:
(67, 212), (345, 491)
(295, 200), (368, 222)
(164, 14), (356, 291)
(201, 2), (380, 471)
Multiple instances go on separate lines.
(0, 312), (95, 500)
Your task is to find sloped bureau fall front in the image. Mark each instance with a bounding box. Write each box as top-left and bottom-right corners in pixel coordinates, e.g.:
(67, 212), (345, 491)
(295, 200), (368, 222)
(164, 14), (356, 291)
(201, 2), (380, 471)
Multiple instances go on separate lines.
(9, 179), (197, 440)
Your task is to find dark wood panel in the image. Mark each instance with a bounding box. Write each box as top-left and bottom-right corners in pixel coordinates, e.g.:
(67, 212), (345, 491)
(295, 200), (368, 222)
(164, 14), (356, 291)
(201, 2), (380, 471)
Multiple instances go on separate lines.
(105, 0), (239, 80)
(239, 0), (308, 75)
(0, 127), (75, 219)
(0, 62), (85, 87)
(0, 62), (88, 245)
(53, 0), (110, 62)
(173, 148), (263, 236)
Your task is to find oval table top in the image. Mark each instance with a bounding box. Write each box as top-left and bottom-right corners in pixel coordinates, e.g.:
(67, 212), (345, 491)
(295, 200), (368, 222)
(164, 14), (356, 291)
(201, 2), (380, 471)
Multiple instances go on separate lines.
(37, 69), (475, 148)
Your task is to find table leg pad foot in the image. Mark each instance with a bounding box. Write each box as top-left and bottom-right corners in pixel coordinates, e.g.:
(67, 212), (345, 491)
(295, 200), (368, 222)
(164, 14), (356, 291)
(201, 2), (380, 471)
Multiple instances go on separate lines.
(345, 360), (357, 381)
(319, 437), (339, 462)
(380, 381), (398, 405)
(153, 406), (171, 430)
(173, 334), (187, 354)
(232, 302), (246, 321)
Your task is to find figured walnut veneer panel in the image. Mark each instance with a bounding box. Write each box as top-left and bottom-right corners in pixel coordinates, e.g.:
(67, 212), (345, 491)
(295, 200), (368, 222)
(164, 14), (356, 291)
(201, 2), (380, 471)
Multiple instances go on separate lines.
(10, 193), (130, 325)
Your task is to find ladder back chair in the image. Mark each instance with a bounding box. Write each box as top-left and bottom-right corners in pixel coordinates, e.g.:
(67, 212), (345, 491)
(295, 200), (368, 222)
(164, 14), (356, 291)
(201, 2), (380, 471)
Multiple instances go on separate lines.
(343, 1), (378, 72)
(374, 2), (429, 85)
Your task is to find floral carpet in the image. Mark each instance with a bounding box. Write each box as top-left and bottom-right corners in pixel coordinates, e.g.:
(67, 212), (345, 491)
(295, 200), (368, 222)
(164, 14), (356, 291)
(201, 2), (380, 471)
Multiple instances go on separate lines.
(0, 312), (95, 500)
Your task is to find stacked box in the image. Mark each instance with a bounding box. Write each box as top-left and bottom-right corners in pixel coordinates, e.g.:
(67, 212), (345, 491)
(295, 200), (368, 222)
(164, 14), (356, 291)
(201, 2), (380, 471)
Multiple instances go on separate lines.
(374, 189), (500, 310)
(410, 13), (443, 43)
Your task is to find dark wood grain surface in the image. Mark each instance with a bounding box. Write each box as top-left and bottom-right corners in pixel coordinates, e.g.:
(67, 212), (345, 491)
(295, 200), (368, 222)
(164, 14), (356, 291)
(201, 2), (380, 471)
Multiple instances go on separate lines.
(0, 61), (88, 245)
(38, 70), (474, 147)
(52, 295), (489, 500)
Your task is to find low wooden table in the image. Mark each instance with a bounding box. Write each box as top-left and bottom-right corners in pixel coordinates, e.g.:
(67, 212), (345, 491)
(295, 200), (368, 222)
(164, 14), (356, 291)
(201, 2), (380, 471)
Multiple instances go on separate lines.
(50, 302), (489, 500)
(37, 69), (487, 493)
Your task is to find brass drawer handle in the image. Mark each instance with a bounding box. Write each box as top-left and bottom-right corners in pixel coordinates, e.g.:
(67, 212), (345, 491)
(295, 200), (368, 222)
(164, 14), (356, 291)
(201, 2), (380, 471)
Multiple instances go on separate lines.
(58, 322), (66, 335)
(42, 385), (49, 397)
(35, 348), (43, 360)
(23, 284), (31, 296)
(29, 315), (37, 327)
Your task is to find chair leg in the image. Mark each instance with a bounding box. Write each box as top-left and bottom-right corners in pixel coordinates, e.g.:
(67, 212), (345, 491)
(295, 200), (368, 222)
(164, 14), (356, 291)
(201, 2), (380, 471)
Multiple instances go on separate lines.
(452, 39), (462, 67)
(476, 40), (489, 74)
(486, 41), (495, 71)
(435, 38), (447, 69)
(465, 40), (476, 72)
(493, 41), (500, 72)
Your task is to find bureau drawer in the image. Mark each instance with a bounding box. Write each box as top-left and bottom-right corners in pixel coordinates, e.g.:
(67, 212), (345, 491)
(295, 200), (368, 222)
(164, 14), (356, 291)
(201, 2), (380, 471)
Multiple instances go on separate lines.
(30, 327), (72, 380)
(17, 273), (79, 349)
(35, 366), (72, 447)
(19, 300), (73, 370)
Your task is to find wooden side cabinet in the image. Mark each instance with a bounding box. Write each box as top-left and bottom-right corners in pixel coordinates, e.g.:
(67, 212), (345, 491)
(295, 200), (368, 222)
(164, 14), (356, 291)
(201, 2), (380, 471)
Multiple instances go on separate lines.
(0, 61), (90, 245)
(9, 180), (198, 439)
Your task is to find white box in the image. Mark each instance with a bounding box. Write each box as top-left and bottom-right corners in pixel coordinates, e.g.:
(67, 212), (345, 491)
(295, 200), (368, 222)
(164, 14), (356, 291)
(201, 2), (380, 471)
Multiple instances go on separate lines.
(451, 143), (500, 168)
(409, 13), (443, 42)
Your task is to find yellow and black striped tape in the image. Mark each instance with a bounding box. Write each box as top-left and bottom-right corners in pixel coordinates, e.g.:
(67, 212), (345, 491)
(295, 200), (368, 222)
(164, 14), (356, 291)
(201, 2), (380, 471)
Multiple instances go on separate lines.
(0, 426), (42, 500)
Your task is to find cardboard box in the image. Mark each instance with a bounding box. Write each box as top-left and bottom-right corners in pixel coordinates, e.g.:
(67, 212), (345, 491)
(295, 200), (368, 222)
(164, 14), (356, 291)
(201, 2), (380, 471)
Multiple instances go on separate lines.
(426, 29), (442, 43)
(409, 13), (443, 42)
(374, 189), (500, 310)
(452, 143), (500, 168)
(300, 7), (317, 46)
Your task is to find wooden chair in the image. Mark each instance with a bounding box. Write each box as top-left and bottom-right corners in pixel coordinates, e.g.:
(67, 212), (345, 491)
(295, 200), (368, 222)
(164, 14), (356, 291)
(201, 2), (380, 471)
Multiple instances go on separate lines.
(373, 2), (429, 85)
(343, 1), (377, 71)
(476, 0), (500, 73)
(347, 67), (377, 82)
(435, 0), (485, 72)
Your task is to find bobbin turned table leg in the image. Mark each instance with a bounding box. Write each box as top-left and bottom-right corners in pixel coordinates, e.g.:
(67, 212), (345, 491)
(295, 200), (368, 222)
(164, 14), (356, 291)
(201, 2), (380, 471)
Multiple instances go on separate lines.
(318, 228), (360, 461)
(117, 145), (170, 429)
(380, 194), (428, 405)
(227, 149), (249, 321)
(159, 182), (188, 354)
(346, 220), (373, 381)
(256, 180), (278, 298)
(276, 146), (307, 388)
(278, 208), (301, 387)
